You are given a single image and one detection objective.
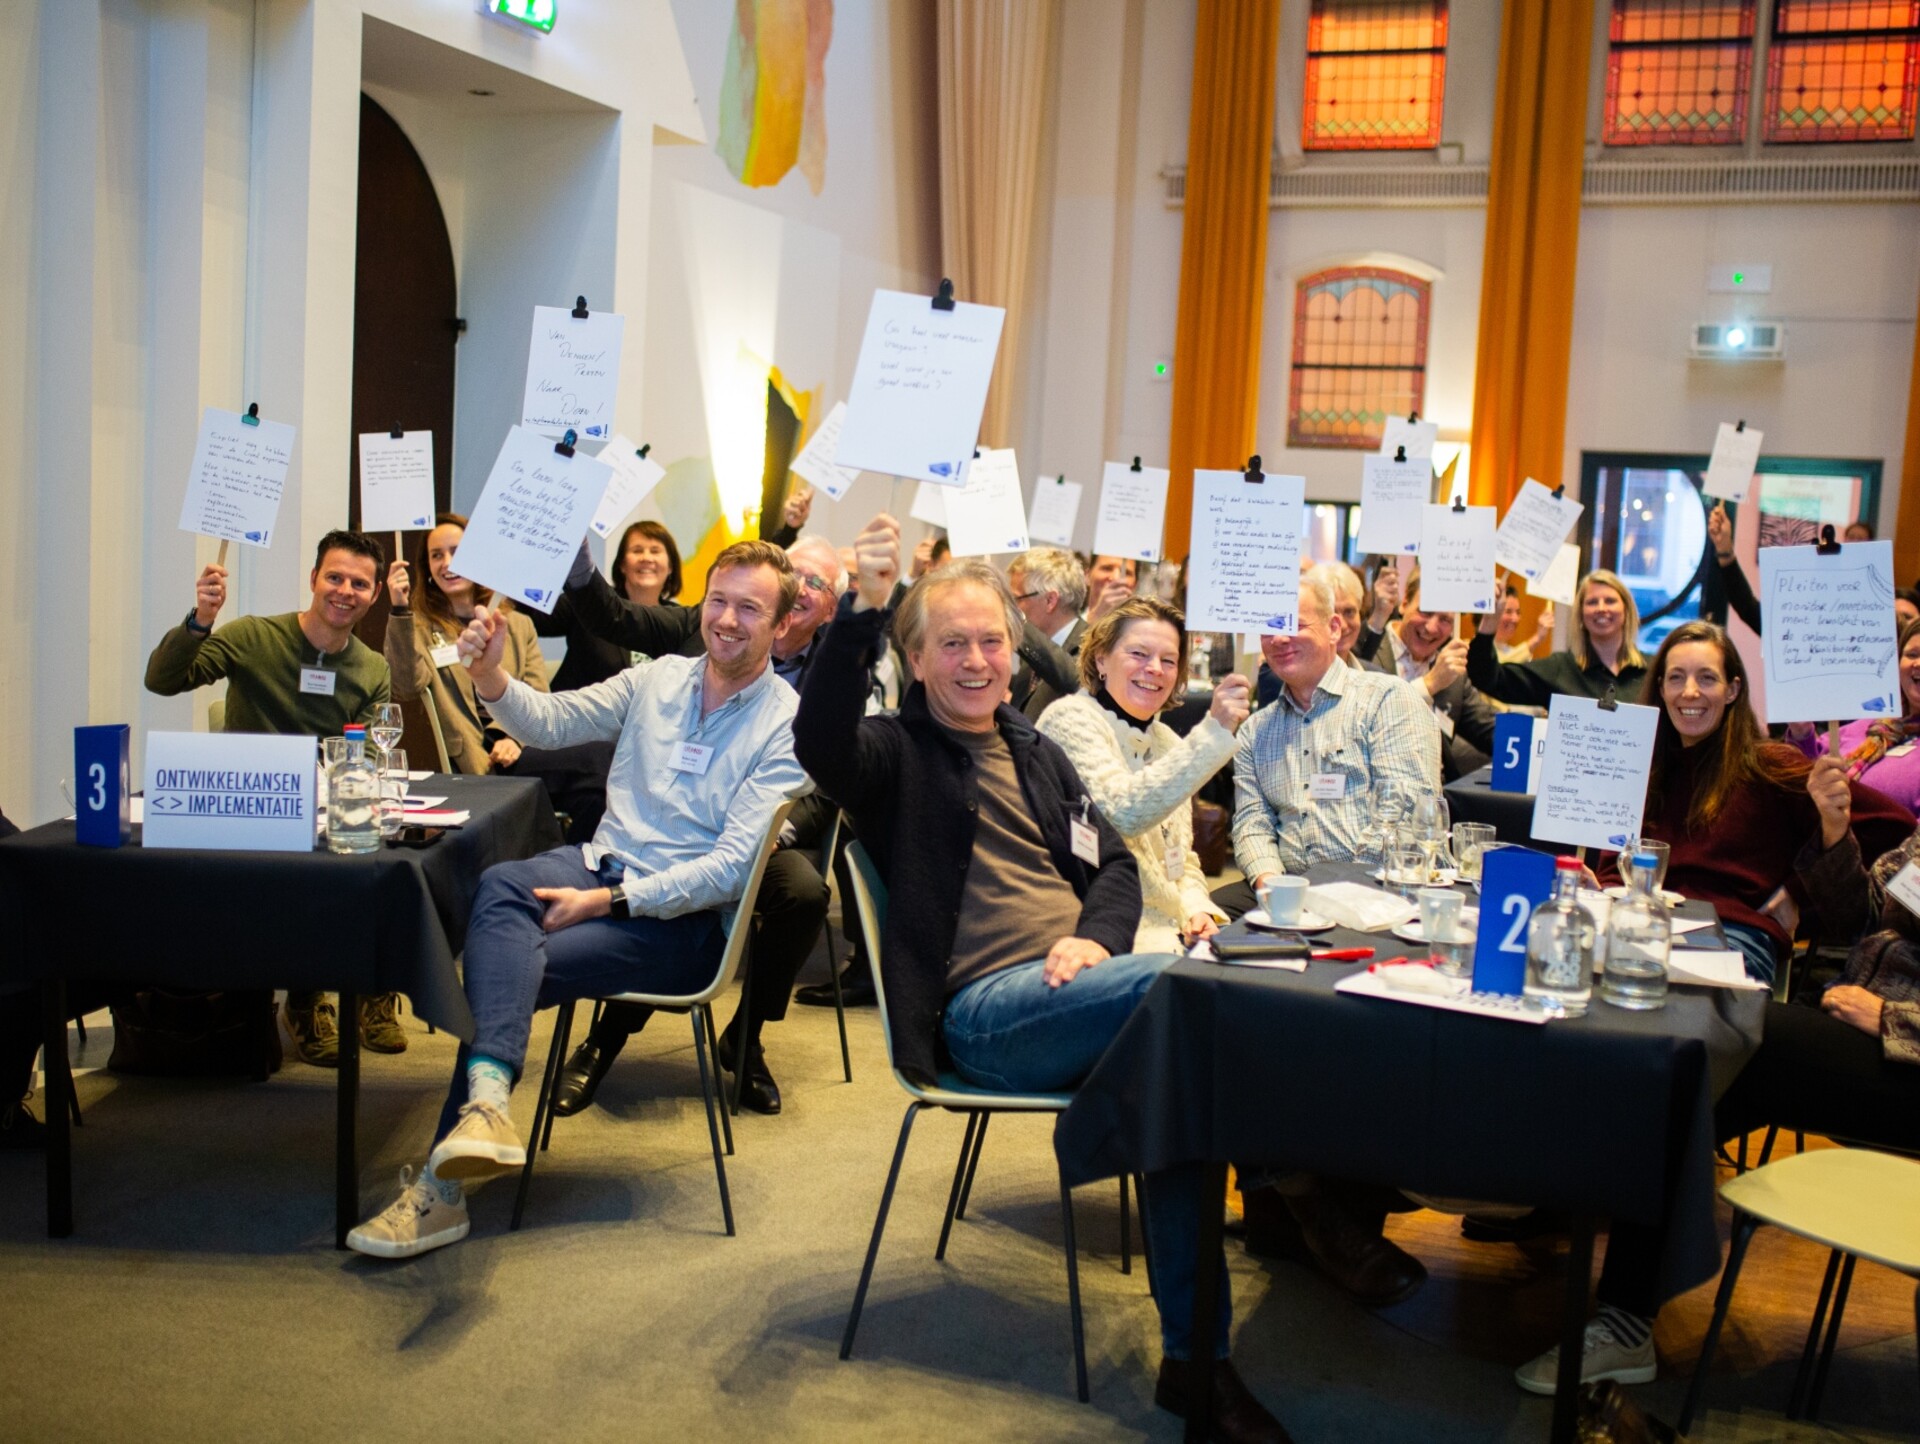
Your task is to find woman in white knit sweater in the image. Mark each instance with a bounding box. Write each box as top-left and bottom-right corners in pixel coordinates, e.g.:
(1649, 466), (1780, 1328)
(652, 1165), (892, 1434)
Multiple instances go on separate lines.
(1036, 598), (1252, 952)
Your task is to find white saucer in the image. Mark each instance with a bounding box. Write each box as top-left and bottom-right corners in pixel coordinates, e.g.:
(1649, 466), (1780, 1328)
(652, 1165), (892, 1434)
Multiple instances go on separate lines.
(1392, 908), (1480, 945)
(1604, 884), (1685, 907)
(1244, 908), (1336, 934)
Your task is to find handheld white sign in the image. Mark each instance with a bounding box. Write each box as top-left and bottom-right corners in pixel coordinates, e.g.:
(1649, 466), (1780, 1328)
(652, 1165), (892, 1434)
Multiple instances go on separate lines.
(1184, 469), (1305, 635)
(836, 288), (1007, 485)
(587, 434), (667, 539)
(1528, 695), (1659, 852)
(522, 303), (625, 440)
(1529, 542), (1582, 607)
(143, 731), (316, 853)
(1495, 479), (1584, 582)
(943, 448), (1031, 558)
(1758, 539), (1900, 724)
(178, 406), (295, 550)
(1026, 474), (1084, 549)
(1093, 461), (1170, 563)
(1379, 416), (1438, 461)
(454, 426), (615, 612)
(909, 479), (948, 529)
(788, 401), (863, 501)
(356, 431), (436, 534)
(1417, 503), (1498, 614)
(1356, 454), (1430, 556)
(1703, 422), (1763, 502)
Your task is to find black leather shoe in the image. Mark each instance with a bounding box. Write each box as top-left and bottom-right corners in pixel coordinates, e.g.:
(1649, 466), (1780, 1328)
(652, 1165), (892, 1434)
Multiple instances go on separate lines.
(793, 972), (877, 1008)
(1285, 1187), (1427, 1306)
(550, 1037), (620, 1117)
(715, 1041), (782, 1115)
(1460, 1206), (1569, 1244)
(1154, 1356), (1293, 1443)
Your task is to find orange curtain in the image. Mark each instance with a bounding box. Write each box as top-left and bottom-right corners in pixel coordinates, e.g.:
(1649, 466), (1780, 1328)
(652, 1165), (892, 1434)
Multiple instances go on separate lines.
(1467, 0), (1594, 509)
(935, 0), (1057, 448)
(1894, 278), (1920, 586)
(1165, 0), (1282, 558)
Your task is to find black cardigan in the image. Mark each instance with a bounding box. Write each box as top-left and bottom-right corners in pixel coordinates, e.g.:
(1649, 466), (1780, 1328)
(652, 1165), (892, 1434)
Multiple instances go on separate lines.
(795, 595), (1142, 1084)
(1465, 630), (1649, 708)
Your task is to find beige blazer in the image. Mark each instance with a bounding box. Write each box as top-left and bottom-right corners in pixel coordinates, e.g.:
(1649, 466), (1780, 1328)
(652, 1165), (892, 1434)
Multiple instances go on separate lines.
(385, 608), (549, 773)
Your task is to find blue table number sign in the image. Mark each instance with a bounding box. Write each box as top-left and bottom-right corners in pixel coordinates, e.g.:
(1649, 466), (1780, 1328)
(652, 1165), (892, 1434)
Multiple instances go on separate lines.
(74, 724), (131, 847)
(1472, 844), (1555, 995)
(1490, 713), (1539, 794)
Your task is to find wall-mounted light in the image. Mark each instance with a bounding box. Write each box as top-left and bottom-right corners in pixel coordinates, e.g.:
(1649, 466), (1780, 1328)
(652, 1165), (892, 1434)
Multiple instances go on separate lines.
(478, 0), (555, 35)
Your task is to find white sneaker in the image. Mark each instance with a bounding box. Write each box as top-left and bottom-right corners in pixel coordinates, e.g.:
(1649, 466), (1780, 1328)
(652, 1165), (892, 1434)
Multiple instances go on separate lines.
(346, 1166), (470, 1259)
(426, 1099), (526, 1185)
(1514, 1317), (1657, 1395)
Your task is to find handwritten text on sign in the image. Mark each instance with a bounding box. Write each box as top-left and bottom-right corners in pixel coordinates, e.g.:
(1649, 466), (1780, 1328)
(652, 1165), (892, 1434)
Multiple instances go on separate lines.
(1494, 479), (1584, 581)
(521, 305), (625, 439)
(1184, 470), (1305, 634)
(943, 447), (1031, 558)
(1356, 454), (1430, 556)
(178, 407), (295, 549)
(835, 289), (1007, 485)
(452, 426), (614, 613)
(1093, 461), (1170, 562)
(356, 430), (436, 534)
(1759, 540), (1900, 724)
(1528, 695), (1659, 852)
(1417, 504), (1497, 614)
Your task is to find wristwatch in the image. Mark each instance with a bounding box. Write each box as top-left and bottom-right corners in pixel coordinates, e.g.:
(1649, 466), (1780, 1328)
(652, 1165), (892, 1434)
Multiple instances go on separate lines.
(184, 609), (211, 636)
(605, 885), (631, 920)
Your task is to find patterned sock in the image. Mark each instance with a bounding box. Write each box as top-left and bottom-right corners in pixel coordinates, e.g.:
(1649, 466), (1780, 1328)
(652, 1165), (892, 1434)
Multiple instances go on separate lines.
(421, 1161), (464, 1205)
(466, 1055), (512, 1113)
(1597, 1304), (1653, 1350)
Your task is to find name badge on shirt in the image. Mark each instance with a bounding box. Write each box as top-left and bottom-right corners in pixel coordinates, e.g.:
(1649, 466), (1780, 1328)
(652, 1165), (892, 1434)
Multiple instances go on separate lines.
(1888, 741), (1917, 759)
(299, 667), (337, 697)
(1165, 841), (1186, 882)
(1309, 772), (1347, 801)
(1887, 859), (1920, 917)
(430, 642), (461, 670)
(1069, 818), (1100, 865)
(672, 741), (714, 775)
(1433, 707), (1456, 739)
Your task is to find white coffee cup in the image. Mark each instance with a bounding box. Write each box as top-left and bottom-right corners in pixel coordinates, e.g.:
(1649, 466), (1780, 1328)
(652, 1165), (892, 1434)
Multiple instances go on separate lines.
(1259, 875), (1309, 926)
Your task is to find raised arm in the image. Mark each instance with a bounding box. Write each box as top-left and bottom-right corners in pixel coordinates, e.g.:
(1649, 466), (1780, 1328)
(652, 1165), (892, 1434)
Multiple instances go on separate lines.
(457, 607), (637, 749)
(794, 516), (906, 805)
(1465, 628), (1560, 709)
(1229, 716), (1286, 887)
(1037, 697), (1238, 837)
(562, 564), (701, 659)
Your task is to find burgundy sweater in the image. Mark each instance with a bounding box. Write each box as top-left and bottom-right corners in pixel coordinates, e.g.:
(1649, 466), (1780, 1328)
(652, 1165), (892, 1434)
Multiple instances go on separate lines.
(1599, 741), (1913, 956)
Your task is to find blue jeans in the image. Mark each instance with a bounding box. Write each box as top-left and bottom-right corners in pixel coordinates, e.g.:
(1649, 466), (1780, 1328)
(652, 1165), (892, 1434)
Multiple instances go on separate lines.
(435, 847), (724, 1143)
(1721, 919), (1778, 986)
(942, 954), (1230, 1361)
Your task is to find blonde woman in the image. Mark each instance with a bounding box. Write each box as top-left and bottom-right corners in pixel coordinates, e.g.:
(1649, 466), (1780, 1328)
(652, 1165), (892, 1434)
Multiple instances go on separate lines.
(1466, 569), (1647, 707)
(1036, 598), (1252, 952)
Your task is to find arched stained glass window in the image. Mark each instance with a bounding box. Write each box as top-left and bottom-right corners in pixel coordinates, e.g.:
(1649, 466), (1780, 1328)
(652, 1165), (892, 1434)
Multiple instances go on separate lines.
(1766, 0), (1920, 142)
(1604, 0), (1756, 145)
(1302, 1), (1450, 151)
(1286, 267), (1431, 451)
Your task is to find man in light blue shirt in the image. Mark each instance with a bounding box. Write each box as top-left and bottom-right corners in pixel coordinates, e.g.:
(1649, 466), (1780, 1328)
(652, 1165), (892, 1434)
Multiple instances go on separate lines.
(348, 540), (809, 1259)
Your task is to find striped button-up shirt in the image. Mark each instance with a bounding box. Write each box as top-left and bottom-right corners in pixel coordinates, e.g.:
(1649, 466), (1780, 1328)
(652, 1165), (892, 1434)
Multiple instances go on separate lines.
(1231, 658), (1440, 881)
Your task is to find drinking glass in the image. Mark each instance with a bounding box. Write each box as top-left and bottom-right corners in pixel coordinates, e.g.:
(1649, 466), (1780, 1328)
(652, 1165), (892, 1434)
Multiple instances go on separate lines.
(369, 702), (406, 767)
(378, 747), (409, 839)
(1390, 836), (1428, 896)
(1365, 787), (1413, 871)
(1452, 822), (1497, 883)
(1622, 839), (1671, 893)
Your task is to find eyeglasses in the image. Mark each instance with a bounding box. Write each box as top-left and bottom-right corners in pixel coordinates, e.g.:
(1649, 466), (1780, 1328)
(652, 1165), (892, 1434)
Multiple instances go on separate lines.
(798, 574), (832, 594)
(1012, 591), (1041, 602)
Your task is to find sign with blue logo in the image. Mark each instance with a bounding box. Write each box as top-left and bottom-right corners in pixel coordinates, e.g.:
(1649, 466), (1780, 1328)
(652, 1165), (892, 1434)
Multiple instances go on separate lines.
(1491, 714), (1545, 793)
(1473, 845), (1556, 994)
(74, 724), (131, 847)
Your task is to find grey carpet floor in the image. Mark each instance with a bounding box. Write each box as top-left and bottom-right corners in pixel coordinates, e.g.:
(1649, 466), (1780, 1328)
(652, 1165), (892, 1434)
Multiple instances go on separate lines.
(1, 973), (1914, 1443)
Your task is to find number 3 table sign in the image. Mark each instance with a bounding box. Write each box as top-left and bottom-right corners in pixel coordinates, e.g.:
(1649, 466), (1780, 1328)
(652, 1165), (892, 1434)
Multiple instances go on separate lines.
(1472, 844), (1556, 995)
(75, 724), (131, 847)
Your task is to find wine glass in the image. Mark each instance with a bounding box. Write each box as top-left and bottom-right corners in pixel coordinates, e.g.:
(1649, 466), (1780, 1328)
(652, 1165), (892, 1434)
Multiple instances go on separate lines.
(1363, 785), (1414, 873)
(1411, 792), (1453, 879)
(378, 747), (409, 839)
(369, 703), (405, 769)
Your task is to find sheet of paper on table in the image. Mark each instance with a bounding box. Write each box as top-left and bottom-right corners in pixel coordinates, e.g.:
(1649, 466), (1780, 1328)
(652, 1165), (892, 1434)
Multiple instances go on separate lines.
(1334, 968), (1550, 1024)
(836, 288), (1006, 485)
(1758, 539), (1899, 725)
(788, 400), (863, 501)
(1093, 461), (1170, 563)
(357, 431), (436, 533)
(1306, 881), (1418, 933)
(1026, 474), (1083, 548)
(587, 434), (667, 538)
(178, 406), (296, 550)
(1529, 695), (1660, 850)
(408, 809), (471, 828)
(401, 795), (449, 810)
(1494, 479), (1584, 582)
(1702, 422), (1763, 502)
(908, 479), (948, 529)
(943, 447), (1031, 557)
(1184, 469), (1304, 634)
(453, 425), (614, 613)
(1378, 416), (1438, 461)
(1529, 541), (1582, 606)
(521, 304), (624, 439)
(1356, 454), (1430, 556)
(1667, 950), (1768, 990)
(1417, 503), (1497, 613)
(404, 770), (435, 781)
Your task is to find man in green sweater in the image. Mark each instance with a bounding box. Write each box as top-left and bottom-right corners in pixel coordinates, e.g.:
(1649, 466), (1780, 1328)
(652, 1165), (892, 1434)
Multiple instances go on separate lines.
(146, 529), (398, 1066)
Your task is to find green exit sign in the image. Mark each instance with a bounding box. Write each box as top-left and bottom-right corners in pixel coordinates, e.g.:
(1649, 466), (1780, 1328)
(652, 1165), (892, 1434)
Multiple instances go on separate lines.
(481, 0), (555, 33)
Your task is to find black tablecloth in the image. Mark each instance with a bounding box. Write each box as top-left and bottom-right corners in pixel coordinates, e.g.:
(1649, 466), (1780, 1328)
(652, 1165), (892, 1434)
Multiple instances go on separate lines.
(1055, 865), (1766, 1304)
(0, 774), (562, 1039)
(1444, 764), (1565, 852)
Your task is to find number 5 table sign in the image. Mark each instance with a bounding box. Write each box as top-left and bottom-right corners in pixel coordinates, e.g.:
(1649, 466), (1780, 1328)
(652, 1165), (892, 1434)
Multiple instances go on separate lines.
(1474, 845), (1557, 995)
(74, 724), (131, 847)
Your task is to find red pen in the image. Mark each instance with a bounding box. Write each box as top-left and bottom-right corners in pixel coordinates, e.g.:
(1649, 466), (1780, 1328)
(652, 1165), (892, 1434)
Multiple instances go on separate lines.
(1312, 947), (1375, 962)
(1366, 955), (1424, 972)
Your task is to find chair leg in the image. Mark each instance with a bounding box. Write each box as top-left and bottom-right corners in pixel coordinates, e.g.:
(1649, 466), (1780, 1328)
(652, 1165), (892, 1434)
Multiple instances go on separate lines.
(73, 1014), (86, 1046)
(1735, 1132), (1749, 1173)
(842, 1101), (922, 1360)
(1806, 1252), (1858, 1421)
(1679, 1211), (1760, 1436)
(511, 1000), (575, 1233)
(1119, 1172), (1132, 1276)
(54, 1043), (82, 1128)
(1757, 1124), (1780, 1168)
(956, 1110), (991, 1219)
(1135, 1174), (1156, 1301)
(1058, 1171), (1090, 1404)
(936, 1113), (982, 1262)
(1788, 1248), (1844, 1419)
(826, 918), (852, 1085)
(728, 949), (753, 1119)
(701, 1005), (734, 1157)
(690, 1009), (735, 1237)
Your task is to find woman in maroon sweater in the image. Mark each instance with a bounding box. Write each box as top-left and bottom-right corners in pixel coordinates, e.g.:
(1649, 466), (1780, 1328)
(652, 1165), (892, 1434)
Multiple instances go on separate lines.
(1599, 621), (1912, 984)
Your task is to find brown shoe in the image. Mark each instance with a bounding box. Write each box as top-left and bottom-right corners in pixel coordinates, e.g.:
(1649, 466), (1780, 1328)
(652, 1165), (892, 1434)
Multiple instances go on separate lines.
(358, 992), (408, 1054)
(1154, 1356), (1293, 1444)
(1285, 1185), (1427, 1306)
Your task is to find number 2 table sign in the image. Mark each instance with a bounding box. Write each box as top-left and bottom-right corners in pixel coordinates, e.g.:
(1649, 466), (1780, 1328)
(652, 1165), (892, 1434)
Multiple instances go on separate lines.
(1473, 845), (1556, 995)
(74, 724), (131, 847)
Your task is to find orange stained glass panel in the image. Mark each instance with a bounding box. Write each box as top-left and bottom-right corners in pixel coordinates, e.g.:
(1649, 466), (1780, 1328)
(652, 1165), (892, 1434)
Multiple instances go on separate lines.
(1605, 0), (1755, 145)
(1768, 0), (1920, 141)
(1303, 1), (1449, 151)
(1287, 268), (1430, 450)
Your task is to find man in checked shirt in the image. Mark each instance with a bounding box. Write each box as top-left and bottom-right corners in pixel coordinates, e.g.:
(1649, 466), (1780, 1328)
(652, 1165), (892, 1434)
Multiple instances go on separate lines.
(1211, 566), (1441, 1311)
